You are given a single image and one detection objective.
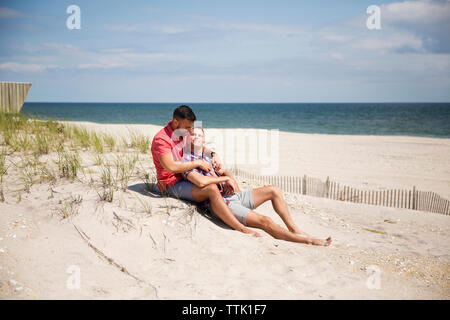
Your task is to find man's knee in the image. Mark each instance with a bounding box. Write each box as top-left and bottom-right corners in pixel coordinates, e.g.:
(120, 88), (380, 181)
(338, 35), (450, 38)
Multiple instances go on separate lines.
(206, 183), (220, 192)
(192, 183), (219, 202)
(194, 183), (218, 193)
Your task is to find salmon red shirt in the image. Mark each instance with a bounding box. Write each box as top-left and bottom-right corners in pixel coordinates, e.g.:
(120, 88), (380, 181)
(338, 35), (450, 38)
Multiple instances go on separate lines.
(151, 120), (188, 191)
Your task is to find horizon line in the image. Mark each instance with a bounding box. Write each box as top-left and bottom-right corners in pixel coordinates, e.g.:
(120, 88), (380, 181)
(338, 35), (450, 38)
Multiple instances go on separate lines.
(25, 101), (450, 104)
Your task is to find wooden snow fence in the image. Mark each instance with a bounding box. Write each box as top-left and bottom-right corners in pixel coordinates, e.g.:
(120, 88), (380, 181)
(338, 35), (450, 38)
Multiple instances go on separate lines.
(229, 167), (450, 215)
(0, 82), (32, 113)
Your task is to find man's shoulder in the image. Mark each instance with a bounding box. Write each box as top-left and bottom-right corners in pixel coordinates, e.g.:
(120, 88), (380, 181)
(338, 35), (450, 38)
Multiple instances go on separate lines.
(152, 126), (171, 146)
(153, 125), (168, 139)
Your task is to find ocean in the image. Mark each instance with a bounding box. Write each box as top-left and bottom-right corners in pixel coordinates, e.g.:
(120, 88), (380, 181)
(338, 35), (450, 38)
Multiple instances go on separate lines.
(21, 102), (450, 138)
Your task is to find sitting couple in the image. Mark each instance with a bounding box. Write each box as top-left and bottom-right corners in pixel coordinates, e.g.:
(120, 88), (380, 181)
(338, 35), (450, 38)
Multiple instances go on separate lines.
(151, 105), (331, 246)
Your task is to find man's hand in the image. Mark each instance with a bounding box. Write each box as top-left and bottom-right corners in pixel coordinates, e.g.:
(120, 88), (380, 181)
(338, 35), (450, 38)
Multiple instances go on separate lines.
(195, 159), (212, 172)
(222, 178), (239, 195)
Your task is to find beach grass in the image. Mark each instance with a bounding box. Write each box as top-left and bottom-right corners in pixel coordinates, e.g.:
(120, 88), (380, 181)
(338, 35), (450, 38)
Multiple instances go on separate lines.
(113, 153), (139, 191)
(93, 153), (104, 166)
(128, 129), (151, 154)
(91, 132), (104, 154)
(0, 112), (160, 209)
(34, 131), (51, 155)
(134, 193), (153, 214)
(72, 125), (91, 149)
(102, 133), (117, 152)
(0, 147), (7, 184)
(57, 194), (83, 219)
(55, 148), (82, 180)
(97, 165), (115, 202)
(39, 164), (57, 185)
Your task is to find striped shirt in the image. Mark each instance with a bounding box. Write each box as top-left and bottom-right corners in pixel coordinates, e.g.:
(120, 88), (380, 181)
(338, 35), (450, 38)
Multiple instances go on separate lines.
(182, 152), (231, 207)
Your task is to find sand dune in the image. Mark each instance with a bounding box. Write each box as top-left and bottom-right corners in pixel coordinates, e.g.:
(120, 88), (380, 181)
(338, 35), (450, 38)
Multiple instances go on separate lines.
(0, 121), (449, 299)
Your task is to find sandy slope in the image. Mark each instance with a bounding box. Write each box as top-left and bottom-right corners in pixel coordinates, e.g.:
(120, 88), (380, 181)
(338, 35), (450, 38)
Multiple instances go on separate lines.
(0, 121), (449, 299)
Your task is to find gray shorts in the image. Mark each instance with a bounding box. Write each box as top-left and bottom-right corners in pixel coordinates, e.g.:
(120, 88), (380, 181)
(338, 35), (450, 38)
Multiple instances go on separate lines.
(210, 189), (255, 226)
(165, 180), (195, 202)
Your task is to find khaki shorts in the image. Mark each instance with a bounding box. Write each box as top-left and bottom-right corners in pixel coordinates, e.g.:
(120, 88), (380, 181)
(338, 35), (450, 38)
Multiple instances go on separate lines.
(210, 189), (255, 226)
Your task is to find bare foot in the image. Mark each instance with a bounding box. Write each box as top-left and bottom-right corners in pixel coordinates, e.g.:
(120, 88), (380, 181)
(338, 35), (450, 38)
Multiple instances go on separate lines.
(311, 236), (332, 246)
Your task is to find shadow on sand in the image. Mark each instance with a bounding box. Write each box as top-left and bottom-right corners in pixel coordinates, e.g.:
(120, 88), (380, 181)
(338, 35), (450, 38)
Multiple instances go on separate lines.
(127, 183), (232, 230)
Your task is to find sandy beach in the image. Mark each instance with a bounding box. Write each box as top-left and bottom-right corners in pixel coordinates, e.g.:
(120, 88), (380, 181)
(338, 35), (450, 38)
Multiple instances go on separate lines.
(0, 120), (449, 299)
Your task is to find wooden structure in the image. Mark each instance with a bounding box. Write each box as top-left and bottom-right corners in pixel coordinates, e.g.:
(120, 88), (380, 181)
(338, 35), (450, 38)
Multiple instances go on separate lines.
(0, 82), (32, 113)
(230, 167), (450, 215)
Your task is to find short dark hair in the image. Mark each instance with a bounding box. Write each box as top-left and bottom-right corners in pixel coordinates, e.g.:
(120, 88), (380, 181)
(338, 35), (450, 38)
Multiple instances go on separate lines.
(173, 105), (196, 121)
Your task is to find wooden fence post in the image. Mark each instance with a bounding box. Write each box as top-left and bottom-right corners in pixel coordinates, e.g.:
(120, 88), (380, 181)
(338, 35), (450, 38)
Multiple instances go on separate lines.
(385, 190), (388, 206)
(394, 189), (397, 207)
(430, 192), (434, 212)
(438, 197), (443, 214)
(431, 193), (437, 213)
(408, 190), (412, 209)
(302, 175), (307, 195)
(389, 190), (392, 207)
(400, 190), (403, 208)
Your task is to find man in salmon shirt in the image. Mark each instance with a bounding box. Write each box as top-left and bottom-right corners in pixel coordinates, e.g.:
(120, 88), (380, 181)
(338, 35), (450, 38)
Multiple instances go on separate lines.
(151, 105), (260, 237)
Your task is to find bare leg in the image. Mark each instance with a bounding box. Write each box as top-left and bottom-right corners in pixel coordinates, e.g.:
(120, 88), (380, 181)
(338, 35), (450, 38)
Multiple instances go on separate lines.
(246, 211), (331, 246)
(252, 186), (309, 236)
(192, 184), (261, 237)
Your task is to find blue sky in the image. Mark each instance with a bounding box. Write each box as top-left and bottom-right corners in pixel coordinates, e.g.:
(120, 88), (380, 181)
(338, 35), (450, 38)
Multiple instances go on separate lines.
(0, 0), (449, 102)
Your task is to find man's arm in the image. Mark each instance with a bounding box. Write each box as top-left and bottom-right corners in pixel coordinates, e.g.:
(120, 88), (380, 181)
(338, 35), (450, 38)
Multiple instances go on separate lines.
(219, 169), (241, 194)
(185, 171), (230, 188)
(159, 153), (211, 174)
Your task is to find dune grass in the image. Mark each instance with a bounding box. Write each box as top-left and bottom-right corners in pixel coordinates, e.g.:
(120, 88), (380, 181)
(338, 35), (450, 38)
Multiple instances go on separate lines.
(90, 132), (104, 154)
(0, 147), (7, 202)
(0, 147), (7, 184)
(128, 129), (151, 154)
(114, 153), (139, 191)
(55, 148), (82, 180)
(97, 165), (115, 202)
(0, 112), (159, 209)
(57, 194), (83, 219)
(102, 133), (117, 152)
(134, 193), (153, 214)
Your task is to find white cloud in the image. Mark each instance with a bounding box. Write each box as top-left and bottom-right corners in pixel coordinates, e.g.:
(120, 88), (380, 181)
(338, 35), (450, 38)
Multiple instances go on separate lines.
(103, 24), (139, 32)
(316, 1), (450, 54)
(382, 0), (450, 25)
(152, 25), (194, 34)
(11, 42), (189, 71)
(103, 23), (194, 34)
(330, 52), (344, 60)
(351, 32), (425, 53)
(102, 20), (307, 36)
(215, 22), (306, 35)
(0, 62), (57, 73)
